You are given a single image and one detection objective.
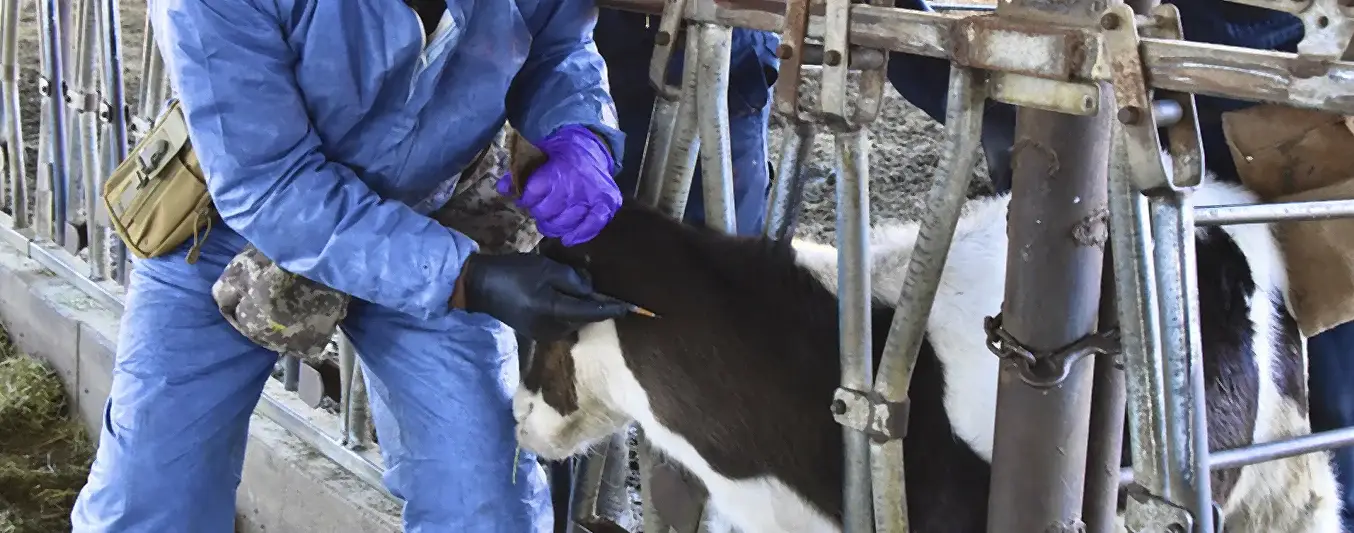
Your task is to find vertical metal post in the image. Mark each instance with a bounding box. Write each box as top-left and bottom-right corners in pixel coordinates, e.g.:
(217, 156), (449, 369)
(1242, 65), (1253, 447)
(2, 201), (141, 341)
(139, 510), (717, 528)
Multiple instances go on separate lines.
(635, 97), (679, 208)
(72, 0), (106, 272)
(337, 331), (372, 449)
(763, 121), (814, 241)
(1101, 2), (1214, 527)
(868, 65), (987, 533)
(1083, 248), (1127, 533)
(62, 0), (91, 256)
(97, 0), (130, 281)
(0, 0), (27, 230)
(637, 430), (672, 533)
(762, 0), (815, 243)
(1144, 190), (1214, 532)
(36, 0), (70, 245)
(1108, 143), (1169, 493)
(693, 23), (735, 233)
(834, 129), (874, 533)
(570, 432), (634, 531)
(655, 33), (702, 220)
(632, 2), (697, 530)
(985, 94), (1111, 533)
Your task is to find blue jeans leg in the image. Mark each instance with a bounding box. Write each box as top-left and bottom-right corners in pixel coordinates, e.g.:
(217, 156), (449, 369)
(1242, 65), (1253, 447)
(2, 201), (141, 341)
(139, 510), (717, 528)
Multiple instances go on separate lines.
(1308, 322), (1354, 530)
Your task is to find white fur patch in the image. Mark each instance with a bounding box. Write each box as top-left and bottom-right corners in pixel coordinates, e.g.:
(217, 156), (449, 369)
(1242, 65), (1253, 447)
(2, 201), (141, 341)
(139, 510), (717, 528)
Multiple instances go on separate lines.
(514, 176), (1342, 532)
(513, 321), (840, 532)
(791, 178), (1342, 532)
(793, 193), (1011, 461)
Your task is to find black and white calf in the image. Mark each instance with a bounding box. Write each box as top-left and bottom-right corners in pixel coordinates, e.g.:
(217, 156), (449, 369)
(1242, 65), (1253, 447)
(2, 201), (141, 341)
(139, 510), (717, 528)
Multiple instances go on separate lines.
(513, 178), (1343, 532)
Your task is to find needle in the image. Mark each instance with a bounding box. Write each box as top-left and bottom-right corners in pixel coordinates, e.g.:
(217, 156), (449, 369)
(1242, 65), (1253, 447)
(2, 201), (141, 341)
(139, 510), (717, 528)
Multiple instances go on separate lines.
(591, 292), (659, 318)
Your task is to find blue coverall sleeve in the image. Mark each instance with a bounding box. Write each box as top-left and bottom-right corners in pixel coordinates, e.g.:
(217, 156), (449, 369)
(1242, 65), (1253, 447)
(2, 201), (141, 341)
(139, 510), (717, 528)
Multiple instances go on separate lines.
(507, 0), (627, 166)
(149, 0), (477, 321)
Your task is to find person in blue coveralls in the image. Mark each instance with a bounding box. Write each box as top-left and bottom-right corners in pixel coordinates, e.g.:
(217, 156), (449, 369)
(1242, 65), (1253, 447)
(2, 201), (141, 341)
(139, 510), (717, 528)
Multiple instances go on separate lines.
(69, 1), (635, 531)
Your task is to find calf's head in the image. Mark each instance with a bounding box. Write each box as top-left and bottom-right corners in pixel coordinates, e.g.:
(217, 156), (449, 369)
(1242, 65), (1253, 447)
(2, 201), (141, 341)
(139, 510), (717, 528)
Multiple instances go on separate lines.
(512, 320), (638, 461)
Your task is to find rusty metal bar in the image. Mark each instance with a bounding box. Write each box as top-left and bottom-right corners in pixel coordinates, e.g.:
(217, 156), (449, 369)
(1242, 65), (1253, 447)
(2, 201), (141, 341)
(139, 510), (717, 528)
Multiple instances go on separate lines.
(984, 0), (1112, 519)
(1107, 138), (1174, 508)
(594, 0), (1354, 115)
(986, 103), (1109, 532)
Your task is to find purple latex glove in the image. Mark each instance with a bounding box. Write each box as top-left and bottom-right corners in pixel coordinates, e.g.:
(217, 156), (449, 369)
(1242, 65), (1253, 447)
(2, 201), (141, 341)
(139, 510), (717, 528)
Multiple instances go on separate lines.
(497, 125), (621, 246)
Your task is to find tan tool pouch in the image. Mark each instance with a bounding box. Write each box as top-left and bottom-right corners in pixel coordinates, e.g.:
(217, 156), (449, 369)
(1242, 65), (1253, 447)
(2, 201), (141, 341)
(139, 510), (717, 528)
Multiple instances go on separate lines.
(101, 98), (216, 264)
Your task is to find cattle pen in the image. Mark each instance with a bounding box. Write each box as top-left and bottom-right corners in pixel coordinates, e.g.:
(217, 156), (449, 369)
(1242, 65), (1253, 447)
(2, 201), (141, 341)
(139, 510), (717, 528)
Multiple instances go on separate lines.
(3, 0), (1354, 532)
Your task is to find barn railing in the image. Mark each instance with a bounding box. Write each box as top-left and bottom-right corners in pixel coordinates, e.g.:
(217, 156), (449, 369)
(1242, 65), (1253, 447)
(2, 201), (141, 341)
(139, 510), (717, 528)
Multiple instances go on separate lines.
(5, 0), (1354, 532)
(596, 0), (1354, 531)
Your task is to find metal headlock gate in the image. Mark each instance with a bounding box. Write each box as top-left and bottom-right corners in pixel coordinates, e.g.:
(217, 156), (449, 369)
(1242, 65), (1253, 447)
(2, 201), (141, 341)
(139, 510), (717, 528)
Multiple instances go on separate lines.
(2, 0), (1354, 532)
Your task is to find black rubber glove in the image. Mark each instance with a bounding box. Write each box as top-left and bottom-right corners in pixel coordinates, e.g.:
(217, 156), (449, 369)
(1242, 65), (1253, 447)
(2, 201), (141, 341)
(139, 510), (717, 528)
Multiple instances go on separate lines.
(458, 253), (632, 341)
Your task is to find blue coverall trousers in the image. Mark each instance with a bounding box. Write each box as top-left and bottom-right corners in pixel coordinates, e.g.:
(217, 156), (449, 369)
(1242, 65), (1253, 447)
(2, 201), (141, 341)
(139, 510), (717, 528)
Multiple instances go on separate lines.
(594, 10), (781, 237)
(69, 228), (551, 532)
(887, 1), (1353, 527)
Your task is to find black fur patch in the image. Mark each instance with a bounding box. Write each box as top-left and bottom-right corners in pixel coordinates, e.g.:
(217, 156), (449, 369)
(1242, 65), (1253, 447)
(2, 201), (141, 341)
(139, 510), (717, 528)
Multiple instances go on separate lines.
(1273, 299), (1309, 415)
(540, 203), (991, 531)
(529, 203), (1287, 528)
(1120, 227), (1270, 503)
(522, 332), (581, 415)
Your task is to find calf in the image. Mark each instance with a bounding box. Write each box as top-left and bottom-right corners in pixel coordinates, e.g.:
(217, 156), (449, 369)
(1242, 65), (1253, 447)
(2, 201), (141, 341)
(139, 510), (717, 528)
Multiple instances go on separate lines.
(512, 179), (1343, 532)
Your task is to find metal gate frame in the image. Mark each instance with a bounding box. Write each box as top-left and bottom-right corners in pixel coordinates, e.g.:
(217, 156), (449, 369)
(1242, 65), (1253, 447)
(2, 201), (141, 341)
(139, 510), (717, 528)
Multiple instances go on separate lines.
(5, 0), (1354, 531)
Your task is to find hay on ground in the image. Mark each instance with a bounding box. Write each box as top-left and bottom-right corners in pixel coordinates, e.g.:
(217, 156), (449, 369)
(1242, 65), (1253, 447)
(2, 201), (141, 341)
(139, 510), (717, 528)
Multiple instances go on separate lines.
(0, 327), (95, 533)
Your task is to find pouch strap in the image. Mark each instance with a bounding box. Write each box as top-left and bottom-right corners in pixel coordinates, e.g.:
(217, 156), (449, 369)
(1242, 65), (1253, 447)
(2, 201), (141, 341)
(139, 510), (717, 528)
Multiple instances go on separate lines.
(186, 205), (214, 264)
(136, 100), (192, 183)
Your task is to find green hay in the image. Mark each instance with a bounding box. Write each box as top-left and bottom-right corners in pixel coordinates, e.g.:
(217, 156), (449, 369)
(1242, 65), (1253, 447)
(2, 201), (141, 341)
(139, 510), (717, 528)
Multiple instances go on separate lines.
(0, 326), (95, 533)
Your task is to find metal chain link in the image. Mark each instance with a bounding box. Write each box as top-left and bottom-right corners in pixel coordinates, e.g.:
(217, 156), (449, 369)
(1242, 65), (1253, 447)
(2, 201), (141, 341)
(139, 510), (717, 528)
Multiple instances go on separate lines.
(984, 312), (1122, 388)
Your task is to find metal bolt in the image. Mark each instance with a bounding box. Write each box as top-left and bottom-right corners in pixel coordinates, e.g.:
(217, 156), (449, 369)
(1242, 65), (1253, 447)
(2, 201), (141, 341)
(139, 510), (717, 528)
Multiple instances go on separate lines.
(1100, 13), (1121, 30)
(776, 43), (794, 60)
(1165, 524), (1186, 533)
(831, 399), (847, 415)
(1117, 105), (1143, 125)
(655, 31), (672, 46)
(824, 50), (843, 67)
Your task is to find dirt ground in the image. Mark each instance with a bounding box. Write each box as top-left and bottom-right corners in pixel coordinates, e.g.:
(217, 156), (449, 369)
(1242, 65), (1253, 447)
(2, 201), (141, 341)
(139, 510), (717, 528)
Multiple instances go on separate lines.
(5, 0), (996, 529)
